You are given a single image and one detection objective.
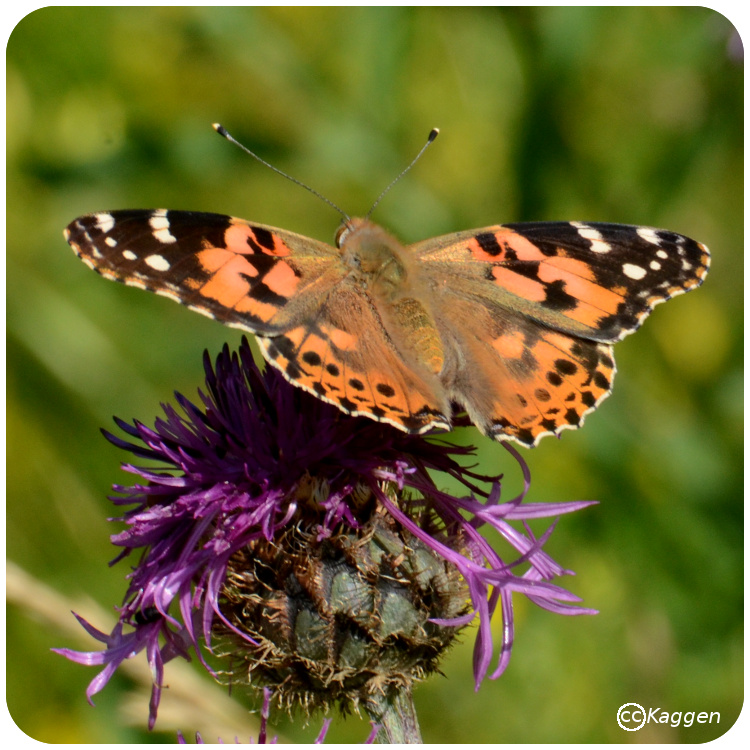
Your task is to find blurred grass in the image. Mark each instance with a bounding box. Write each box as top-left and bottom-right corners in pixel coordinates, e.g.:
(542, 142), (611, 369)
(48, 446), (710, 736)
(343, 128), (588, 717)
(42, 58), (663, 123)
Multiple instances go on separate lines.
(6, 6), (742, 744)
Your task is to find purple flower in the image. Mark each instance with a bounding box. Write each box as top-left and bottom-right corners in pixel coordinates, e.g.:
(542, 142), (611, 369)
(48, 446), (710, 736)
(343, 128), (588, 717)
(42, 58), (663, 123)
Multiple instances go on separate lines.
(54, 337), (596, 731)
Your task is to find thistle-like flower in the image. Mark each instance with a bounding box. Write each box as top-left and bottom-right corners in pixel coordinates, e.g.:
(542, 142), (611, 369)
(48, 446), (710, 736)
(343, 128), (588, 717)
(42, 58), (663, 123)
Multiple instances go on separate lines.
(54, 337), (596, 740)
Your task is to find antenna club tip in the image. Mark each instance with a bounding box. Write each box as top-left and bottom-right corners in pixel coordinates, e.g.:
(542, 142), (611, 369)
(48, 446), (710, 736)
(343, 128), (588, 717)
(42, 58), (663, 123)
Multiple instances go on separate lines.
(213, 123), (228, 137)
(428, 127), (439, 142)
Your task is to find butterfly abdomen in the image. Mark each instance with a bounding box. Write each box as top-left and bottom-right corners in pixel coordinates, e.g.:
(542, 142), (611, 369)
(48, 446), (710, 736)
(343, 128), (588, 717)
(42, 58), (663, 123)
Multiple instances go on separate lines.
(387, 297), (445, 375)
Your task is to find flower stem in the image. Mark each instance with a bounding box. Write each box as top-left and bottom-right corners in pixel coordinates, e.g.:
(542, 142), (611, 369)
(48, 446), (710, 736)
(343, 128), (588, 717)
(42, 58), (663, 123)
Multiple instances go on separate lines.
(367, 686), (422, 744)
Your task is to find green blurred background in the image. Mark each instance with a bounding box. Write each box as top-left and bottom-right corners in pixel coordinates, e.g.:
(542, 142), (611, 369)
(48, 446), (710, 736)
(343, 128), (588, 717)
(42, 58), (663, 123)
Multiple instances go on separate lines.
(6, 6), (742, 744)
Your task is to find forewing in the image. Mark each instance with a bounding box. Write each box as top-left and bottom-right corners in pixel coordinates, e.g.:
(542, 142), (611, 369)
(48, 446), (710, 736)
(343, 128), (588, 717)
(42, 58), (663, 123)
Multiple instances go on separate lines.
(64, 209), (342, 335)
(412, 221), (710, 343)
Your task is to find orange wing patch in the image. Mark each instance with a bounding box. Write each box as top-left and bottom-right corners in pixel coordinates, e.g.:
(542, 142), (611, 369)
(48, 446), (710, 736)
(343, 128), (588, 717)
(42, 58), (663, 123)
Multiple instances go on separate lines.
(224, 222), (292, 257)
(482, 329), (615, 447)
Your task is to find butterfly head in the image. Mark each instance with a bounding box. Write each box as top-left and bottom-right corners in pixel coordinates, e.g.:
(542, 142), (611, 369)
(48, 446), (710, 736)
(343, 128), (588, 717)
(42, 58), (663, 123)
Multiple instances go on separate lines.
(333, 219), (414, 306)
(335, 216), (369, 248)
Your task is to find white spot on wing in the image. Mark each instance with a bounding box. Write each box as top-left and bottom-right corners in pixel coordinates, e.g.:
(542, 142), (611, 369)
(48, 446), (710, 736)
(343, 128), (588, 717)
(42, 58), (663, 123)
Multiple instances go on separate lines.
(105, 237), (118, 247)
(571, 222), (611, 253)
(149, 209), (177, 244)
(187, 303), (217, 319)
(637, 226), (661, 245)
(623, 263), (647, 280)
(155, 289), (184, 304)
(145, 254), (171, 271)
(94, 212), (115, 233)
(590, 238), (612, 254)
(122, 249), (137, 261)
(649, 260), (661, 270)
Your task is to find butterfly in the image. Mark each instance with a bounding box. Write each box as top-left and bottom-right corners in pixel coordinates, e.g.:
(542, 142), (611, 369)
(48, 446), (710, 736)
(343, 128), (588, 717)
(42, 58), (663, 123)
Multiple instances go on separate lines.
(64, 204), (709, 447)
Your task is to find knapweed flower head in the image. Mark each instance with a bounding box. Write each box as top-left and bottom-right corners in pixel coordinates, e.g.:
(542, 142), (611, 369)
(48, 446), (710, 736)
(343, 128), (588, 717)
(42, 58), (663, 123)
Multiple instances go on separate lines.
(54, 337), (596, 730)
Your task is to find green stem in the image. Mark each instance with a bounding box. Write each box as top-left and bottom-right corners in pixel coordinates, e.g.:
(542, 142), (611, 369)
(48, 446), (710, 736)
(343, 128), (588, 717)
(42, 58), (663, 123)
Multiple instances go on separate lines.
(367, 686), (422, 744)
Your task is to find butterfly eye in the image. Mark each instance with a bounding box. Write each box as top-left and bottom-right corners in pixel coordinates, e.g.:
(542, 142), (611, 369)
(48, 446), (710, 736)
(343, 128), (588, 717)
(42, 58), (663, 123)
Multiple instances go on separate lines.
(335, 223), (350, 248)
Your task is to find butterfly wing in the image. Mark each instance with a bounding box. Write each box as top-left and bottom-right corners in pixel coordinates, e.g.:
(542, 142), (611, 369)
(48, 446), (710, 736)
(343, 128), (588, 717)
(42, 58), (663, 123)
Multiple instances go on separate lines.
(256, 278), (451, 434)
(64, 209), (347, 336)
(65, 209), (451, 433)
(430, 293), (616, 447)
(412, 221), (710, 446)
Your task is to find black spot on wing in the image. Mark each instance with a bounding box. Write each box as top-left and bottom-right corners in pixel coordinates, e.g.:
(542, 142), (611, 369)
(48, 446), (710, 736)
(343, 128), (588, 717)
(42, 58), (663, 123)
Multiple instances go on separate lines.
(339, 397), (357, 412)
(516, 428), (535, 446)
(581, 391), (597, 407)
(285, 360), (302, 379)
(475, 232), (503, 257)
(376, 383), (396, 398)
(251, 226), (276, 251)
(564, 408), (581, 426)
(555, 358), (577, 376)
(544, 279), (577, 311)
(507, 260), (541, 281)
(302, 351), (322, 367)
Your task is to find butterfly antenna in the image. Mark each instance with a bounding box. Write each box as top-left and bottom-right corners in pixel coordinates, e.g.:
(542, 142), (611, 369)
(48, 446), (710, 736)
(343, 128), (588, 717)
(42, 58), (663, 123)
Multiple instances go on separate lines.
(365, 128), (439, 220)
(213, 124), (350, 222)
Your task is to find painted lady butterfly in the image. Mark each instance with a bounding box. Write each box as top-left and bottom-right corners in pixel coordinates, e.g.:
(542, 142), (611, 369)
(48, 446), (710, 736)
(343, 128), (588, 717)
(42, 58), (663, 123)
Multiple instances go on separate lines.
(64, 139), (709, 447)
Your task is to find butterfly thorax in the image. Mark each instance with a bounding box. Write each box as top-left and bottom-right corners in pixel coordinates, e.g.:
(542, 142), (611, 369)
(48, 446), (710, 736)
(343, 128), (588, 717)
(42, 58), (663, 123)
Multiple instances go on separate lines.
(338, 218), (445, 375)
